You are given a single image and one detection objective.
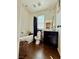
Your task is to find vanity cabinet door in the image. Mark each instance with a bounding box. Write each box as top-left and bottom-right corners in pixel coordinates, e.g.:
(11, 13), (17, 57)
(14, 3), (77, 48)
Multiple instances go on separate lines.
(44, 31), (58, 48)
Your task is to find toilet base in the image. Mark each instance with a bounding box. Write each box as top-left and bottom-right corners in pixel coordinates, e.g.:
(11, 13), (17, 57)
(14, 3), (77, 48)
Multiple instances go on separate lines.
(36, 40), (40, 45)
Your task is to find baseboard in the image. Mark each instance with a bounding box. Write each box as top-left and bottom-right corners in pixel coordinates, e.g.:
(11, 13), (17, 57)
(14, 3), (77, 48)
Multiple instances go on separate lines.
(57, 48), (61, 56)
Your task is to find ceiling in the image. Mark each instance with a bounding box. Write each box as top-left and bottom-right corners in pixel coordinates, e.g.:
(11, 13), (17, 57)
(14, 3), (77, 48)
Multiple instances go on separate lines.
(22, 0), (58, 13)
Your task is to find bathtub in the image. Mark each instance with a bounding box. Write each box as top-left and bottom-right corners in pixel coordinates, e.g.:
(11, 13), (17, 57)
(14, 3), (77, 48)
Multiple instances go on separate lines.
(19, 35), (33, 44)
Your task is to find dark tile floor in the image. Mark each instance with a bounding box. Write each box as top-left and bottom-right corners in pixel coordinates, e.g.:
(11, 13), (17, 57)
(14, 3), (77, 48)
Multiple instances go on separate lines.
(19, 41), (60, 59)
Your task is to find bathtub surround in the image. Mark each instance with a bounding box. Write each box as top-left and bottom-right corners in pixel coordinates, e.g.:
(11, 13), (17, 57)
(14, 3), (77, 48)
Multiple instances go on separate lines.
(19, 35), (33, 44)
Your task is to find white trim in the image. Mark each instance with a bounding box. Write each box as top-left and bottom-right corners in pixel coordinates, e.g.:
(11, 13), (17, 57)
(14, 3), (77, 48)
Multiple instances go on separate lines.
(57, 48), (61, 56)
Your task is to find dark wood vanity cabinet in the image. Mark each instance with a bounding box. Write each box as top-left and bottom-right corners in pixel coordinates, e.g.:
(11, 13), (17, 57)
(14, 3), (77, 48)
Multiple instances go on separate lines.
(44, 31), (58, 48)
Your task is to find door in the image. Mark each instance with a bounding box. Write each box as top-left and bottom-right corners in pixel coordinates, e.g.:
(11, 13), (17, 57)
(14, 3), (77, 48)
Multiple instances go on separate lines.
(33, 16), (37, 42)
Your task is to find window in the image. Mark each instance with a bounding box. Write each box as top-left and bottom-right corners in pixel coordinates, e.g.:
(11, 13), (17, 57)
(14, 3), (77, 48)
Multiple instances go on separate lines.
(37, 15), (45, 30)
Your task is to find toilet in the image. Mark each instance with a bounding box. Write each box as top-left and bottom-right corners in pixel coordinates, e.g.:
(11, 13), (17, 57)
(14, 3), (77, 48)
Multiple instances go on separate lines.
(34, 31), (41, 45)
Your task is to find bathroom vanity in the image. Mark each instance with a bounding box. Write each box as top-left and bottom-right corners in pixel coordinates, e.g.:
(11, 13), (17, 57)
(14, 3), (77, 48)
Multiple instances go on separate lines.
(44, 31), (58, 48)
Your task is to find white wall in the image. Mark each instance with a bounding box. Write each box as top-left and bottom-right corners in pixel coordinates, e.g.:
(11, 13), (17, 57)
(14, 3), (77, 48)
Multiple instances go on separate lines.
(33, 9), (55, 20)
(56, 11), (61, 55)
(20, 7), (33, 35)
(17, 0), (21, 58)
(17, 1), (33, 38)
(17, 0), (21, 38)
